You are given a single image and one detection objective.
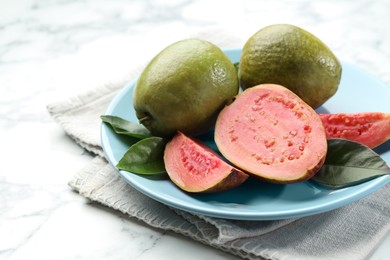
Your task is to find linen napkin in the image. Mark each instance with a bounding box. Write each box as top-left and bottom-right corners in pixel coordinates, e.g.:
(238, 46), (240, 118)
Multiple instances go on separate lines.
(47, 29), (390, 260)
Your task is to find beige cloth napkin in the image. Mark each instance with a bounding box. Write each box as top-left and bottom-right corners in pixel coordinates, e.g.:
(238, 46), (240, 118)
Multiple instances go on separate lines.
(47, 29), (390, 260)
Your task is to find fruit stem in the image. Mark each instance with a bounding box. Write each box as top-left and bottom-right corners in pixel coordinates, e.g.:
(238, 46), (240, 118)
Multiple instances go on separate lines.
(234, 62), (240, 73)
(138, 115), (152, 124)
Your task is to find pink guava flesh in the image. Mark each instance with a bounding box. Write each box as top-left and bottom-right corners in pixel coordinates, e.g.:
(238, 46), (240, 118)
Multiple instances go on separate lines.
(214, 84), (327, 183)
(164, 132), (248, 192)
(319, 112), (390, 148)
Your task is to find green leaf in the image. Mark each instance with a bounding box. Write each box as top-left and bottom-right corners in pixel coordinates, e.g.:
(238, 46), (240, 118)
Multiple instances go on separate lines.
(311, 138), (390, 189)
(116, 137), (167, 175)
(101, 115), (151, 139)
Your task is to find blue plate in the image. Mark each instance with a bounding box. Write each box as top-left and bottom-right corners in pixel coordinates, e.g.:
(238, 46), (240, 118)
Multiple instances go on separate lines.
(101, 48), (390, 220)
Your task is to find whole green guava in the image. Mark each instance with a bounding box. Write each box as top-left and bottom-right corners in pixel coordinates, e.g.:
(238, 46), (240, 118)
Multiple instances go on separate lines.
(133, 38), (239, 137)
(239, 24), (342, 108)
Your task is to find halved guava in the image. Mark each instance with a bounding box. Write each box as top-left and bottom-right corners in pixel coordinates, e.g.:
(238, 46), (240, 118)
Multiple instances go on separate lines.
(214, 84), (327, 183)
(319, 112), (390, 148)
(163, 132), (248, 193)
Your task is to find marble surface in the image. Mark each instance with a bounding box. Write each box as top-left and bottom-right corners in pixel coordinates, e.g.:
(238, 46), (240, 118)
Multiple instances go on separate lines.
(1, 0), (390, 259)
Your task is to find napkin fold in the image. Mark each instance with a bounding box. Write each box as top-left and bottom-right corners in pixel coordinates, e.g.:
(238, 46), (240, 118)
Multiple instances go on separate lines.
(48, 29), (390, 260)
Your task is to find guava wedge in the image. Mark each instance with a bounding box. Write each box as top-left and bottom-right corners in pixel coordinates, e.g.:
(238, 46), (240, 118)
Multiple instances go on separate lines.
(164, 132), (248, 193)
(214, 84), (328, 183)
(319, 112), (390, 148)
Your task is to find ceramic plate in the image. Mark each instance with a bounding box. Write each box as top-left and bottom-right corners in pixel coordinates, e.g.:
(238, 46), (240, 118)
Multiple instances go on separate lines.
(101, 48), (390, 220)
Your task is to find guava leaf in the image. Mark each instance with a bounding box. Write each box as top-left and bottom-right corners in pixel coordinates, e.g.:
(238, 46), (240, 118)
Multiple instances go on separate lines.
(116, 137), (167, 175)
(101, 115), (151, 139)
(311, 138), (390, 188)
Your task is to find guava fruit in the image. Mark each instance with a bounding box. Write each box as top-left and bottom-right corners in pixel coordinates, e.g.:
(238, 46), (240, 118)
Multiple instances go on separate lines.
(319, 112), (390, 148)
(164, 132), (248, 193)
(239, 24), (342, 108)
(133, 38), (239, 137)
(214, 84), (327, 183)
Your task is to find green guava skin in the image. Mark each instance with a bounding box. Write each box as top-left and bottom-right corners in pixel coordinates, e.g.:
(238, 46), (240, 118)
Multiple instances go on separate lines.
(134, 38), (239, 137)
(239, 24), (342, 108)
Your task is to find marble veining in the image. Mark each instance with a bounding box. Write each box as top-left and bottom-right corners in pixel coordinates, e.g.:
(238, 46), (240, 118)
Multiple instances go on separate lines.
(1, 0), (390, 259)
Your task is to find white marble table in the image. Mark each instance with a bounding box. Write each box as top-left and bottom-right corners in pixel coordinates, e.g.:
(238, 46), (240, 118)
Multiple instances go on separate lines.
(1, 0), (390, 259)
